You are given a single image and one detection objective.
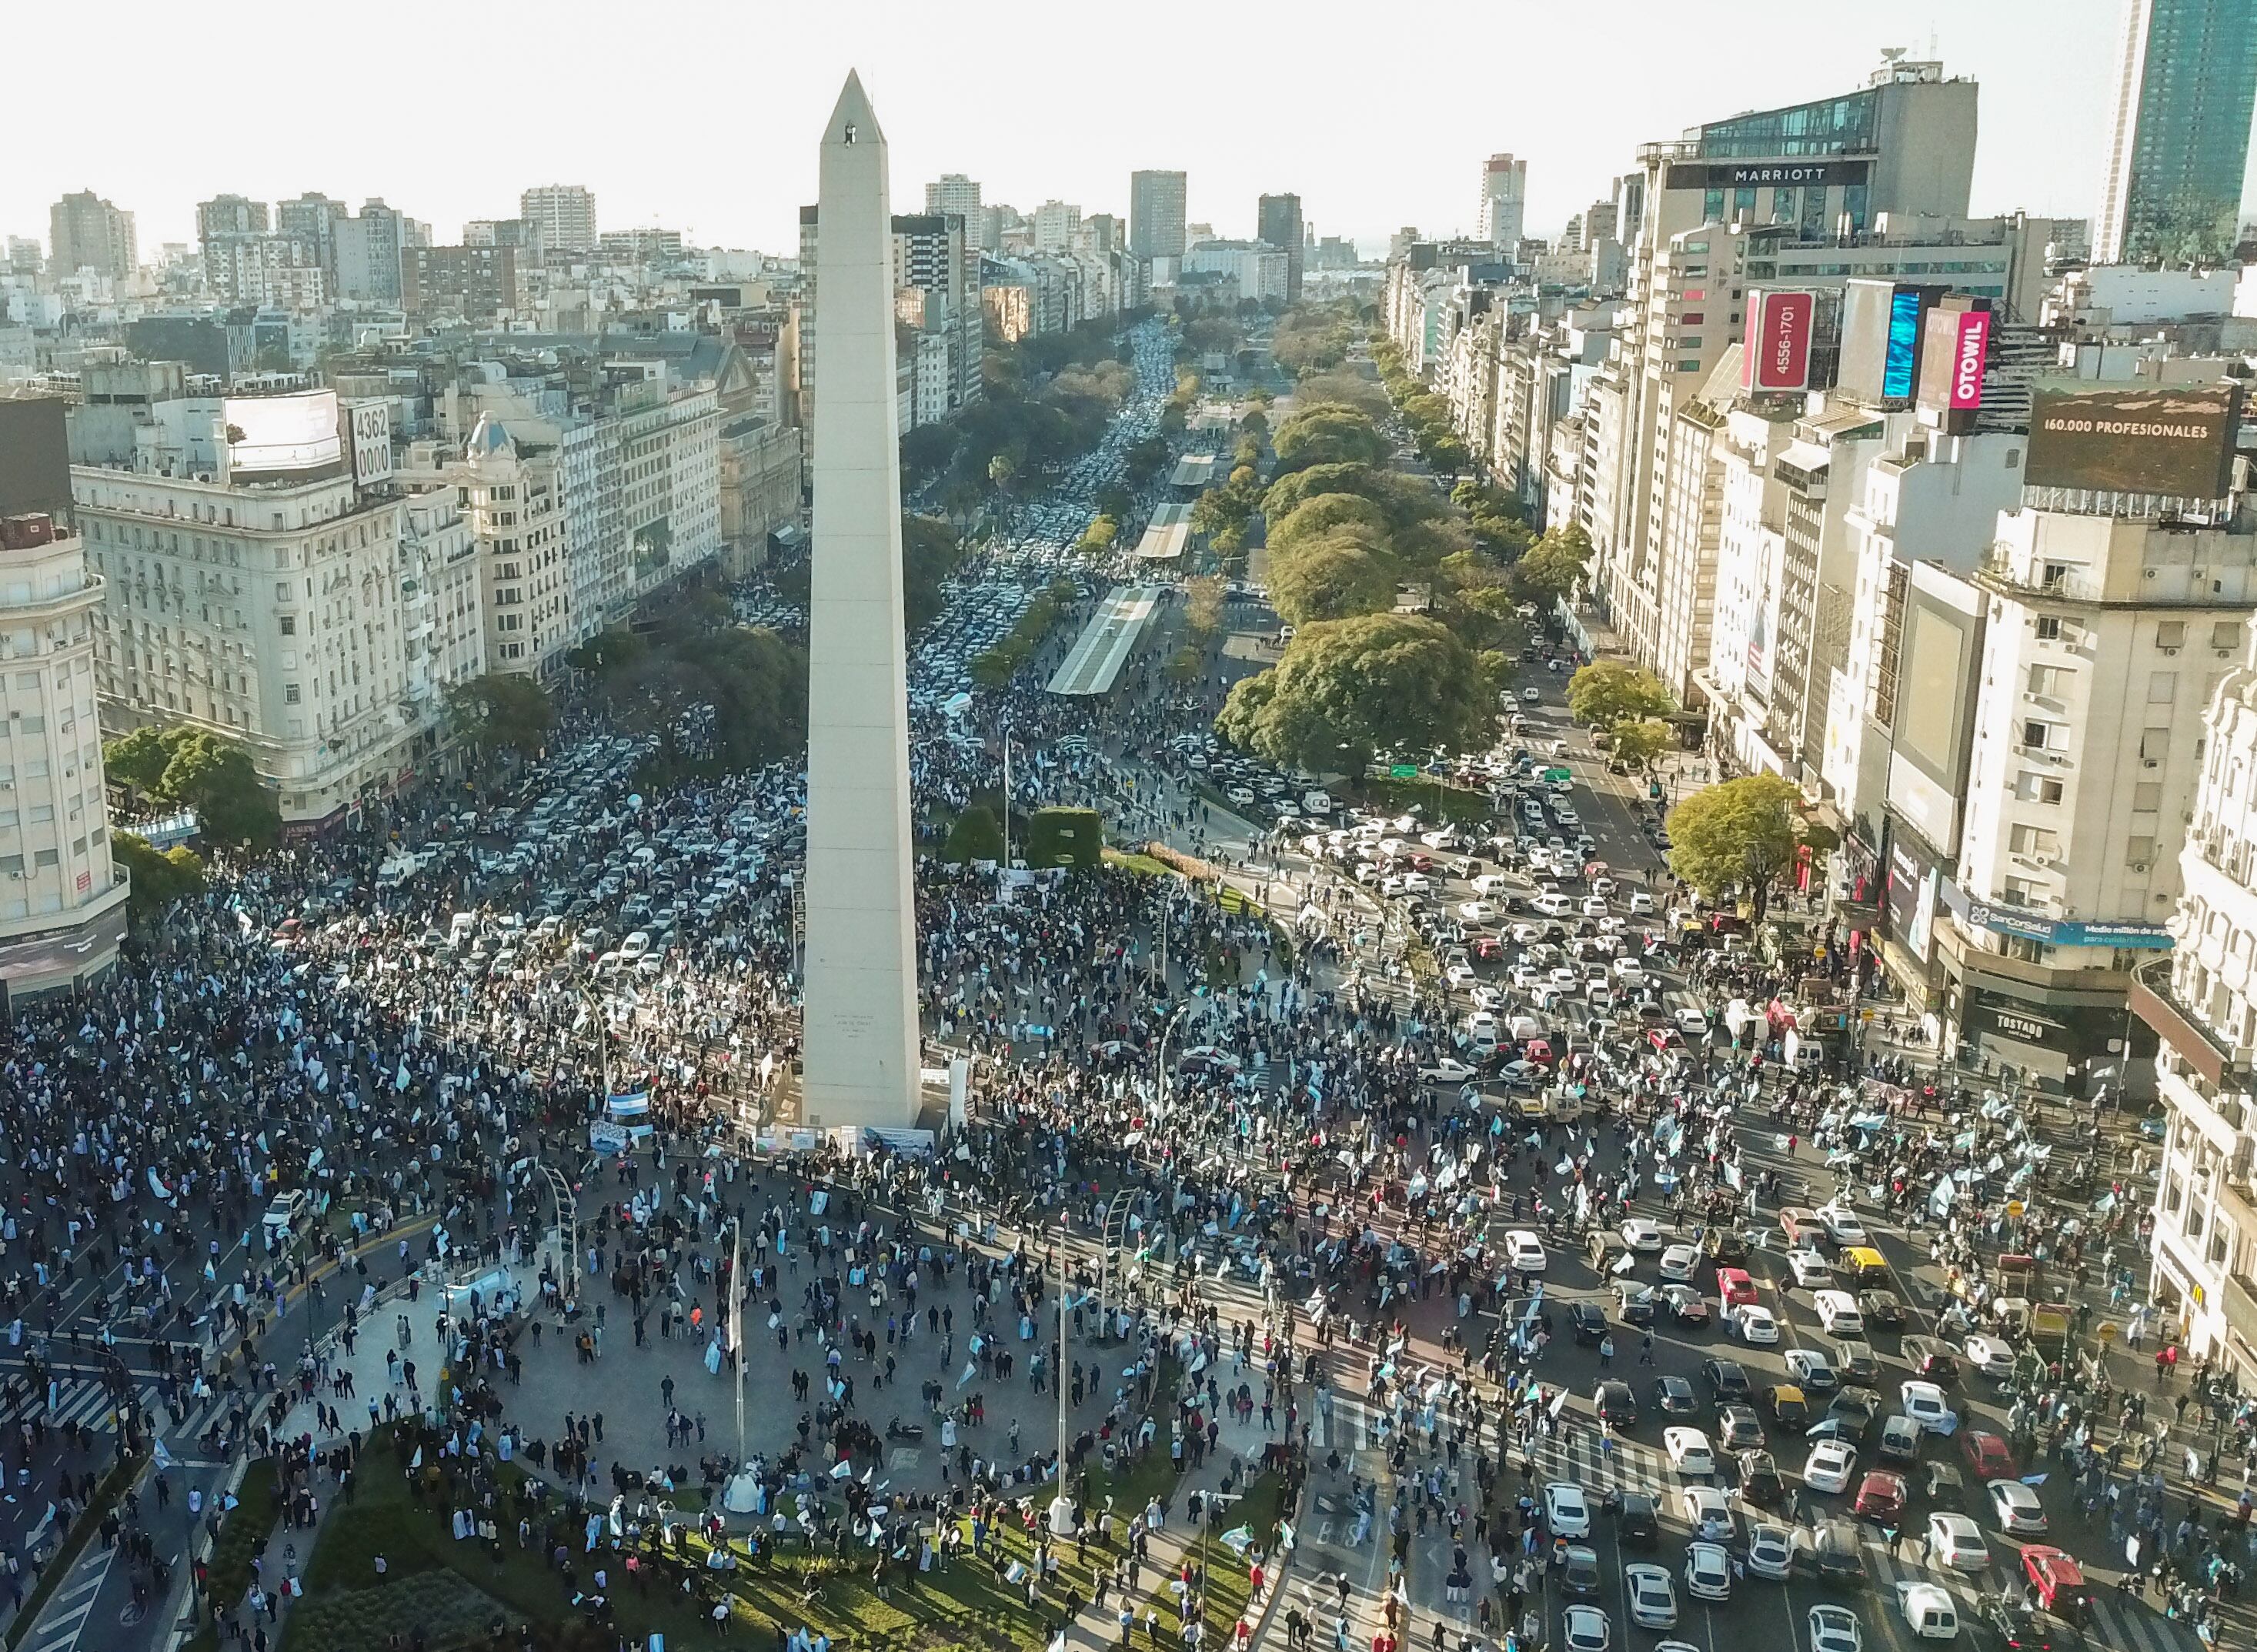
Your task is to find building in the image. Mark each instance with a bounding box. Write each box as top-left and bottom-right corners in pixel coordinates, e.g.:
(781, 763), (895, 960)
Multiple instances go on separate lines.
(395, 482), (488, 745)
(205, 235), (327, 311)
(335, 200), (409, 303)
(520, 185), (597, 254)
(1479, 155), (1528, 245)
(0, 512), (128, 1001)
(50, 191), (137, 280)
(716, 414), (803, 577)
(1589, 54), (1985, 692)
(2095, 0), (2257, 263)
(925, 175), (982, 219)
(802, 208), (985, 422)
(2138, 636), (2257, 1384)
(0, 396), (73, 523)
(401, 245), (520, 322)
(455, 415), (570, 674)
(1130, 170), (1188, 259)
(196, 194), (269, 254)
(1257, 193), (1305, 300)
(1184, 240), (1289, 304)
(1033, 202), (1081, 255)
(276, 193), (347, 282)
(72, 385), (431, 826)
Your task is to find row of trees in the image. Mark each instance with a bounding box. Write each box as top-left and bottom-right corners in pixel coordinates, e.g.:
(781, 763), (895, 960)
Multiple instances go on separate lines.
(1371, 336), (1469, 472)
(104, 725), (282, 851)
(566, 592), (809, 779)
(1564, 661), (1676, 772)
(1270, 301), (1362, 379)
(969, 579), (1080, 688)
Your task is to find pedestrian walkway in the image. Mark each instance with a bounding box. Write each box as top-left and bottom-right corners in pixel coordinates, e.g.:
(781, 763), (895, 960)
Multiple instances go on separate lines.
(1855, 1535), (2199, 1652)
(0, 1377), (161, 1433)
(19, 1545), (115, 1652)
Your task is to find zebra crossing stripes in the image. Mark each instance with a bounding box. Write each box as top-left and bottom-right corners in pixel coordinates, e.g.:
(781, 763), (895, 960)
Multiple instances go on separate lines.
(1854, 1532), (2196, 1652)
(1528, 1421), (1668, 1493)
(2, 1378), (160, 1433)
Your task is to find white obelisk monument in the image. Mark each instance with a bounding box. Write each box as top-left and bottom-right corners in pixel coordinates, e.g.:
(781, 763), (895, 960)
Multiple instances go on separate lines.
(801, 70), (920, 1130)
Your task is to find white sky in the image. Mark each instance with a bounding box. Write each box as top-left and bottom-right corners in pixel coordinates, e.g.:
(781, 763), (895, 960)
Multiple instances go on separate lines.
(6, 0), (2245, 259)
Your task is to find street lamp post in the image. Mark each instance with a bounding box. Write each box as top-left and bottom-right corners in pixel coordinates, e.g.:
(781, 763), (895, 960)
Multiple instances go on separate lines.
(1050, 1187), (1137, 1539)
(1001, 730), (1019, 873)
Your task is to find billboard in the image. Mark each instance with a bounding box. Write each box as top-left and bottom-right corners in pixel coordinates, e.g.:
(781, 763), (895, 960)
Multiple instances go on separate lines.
(2024, 382), (2242, 499)
(1835, 281), (1936, 405)
(1744, 291), (1815, 392)
(1883, 288), (1927, 399)
(346, 399), (393, 486)
(222, 390), (342, 476)
(0, 900), (126, 986)
(1915, 300), (1992, 432)
(1665, 159), (1871, 191)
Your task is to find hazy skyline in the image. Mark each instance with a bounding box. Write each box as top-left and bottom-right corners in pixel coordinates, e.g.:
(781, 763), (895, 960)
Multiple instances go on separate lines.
(9, 0), (2251, 261)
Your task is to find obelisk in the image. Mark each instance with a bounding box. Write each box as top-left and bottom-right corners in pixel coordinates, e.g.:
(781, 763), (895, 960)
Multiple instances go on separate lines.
(801, 70), (920, 1130)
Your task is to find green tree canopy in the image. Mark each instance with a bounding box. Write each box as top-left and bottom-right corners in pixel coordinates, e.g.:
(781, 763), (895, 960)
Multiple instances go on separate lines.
(1664, 773), (1806, 916)
(1567, 661), (1674, 729)
(1263, 462), (1438, 532)
(102, 726), (172, 795)
(114, 832), (206, 921)
(1271, 303), (1359, 377)
(1289, 367), (1389, 418)
(1267, 492), (1391, 556)
(1511, 522), (1594, 604)
(446, 673), (556, 759)
(1270, 403), (1391, 472)
(943, 804), (1004, 866)
(1609, 719), (1672, 772)
(1217, 612), (1489, 773)
(1267, 529), (1402, 626)
(105, 727), (280, 851)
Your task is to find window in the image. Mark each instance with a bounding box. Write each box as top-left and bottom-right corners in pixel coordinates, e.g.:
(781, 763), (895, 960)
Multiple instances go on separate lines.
(2126, 836), (2157, 868)
(284, 684), (301, 704)
(2138, 728), (2171, 761)
(279, 616), (296, 636)
(2021, 719), (2055, 751)
(2034, 616), (2062, 641)
(2009, 824), (2060, 859)
(2156, 620), (2187, 648)
(2149, 671), (2179, 704)
(2214, 621), (2243, 651)
(2027, 665), (2067, 698)
(2133, 782), (2164, 813)
(2001, 876), (2040, 907)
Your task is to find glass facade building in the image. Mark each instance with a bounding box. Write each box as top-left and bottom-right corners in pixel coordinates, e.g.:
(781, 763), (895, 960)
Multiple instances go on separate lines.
(2098, 0), (2257, 262)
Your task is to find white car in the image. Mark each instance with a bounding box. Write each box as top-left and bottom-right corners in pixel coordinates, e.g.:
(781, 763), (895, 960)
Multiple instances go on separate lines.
(1563, 1605), (1611, 1652)
(1803, 1440), (1858, 1493)
(1745, 1521), (1795, 1580)
(1458, 900), (1497, 923)
(1988, 1478), (2047, 1535)
(1926, 1512), (1989, 1571)
(1900, 1380), (1961, 1436)
(1664, 1427), (1716, 1477)
(1786, 1250), (1835, 1288)
(1813, 1290), (1864, 1336)
(1963, 1333), (2017, 1380)
(1658, 1243), (1700, 1283)
(1816, 1204), (1868, 1246)
(1505, 1230), (1549, 1276)
(1808, 1604), (1863, 1652)
(1624, 1564), (1678, 1630)
(1895, 1582), (1961, 1641)
(1581, 896), (1610, 918)
(1619, 1217), (1664, 1253)
(1521, 687), (1541, 703)
(1784, 1350), (1837, 1390)
(1683, 1541), (1732, 1603)
(1733, 1304), (1780, 1344)
(1679, 1485), (1733, 1540)
(1674, 1006), (1708, 1036)
(1418, 1058), (1477, 1084)
(1531, 893), (1574, 917)
(1545, 1480), (1592, 1538)
(1446, 963), (1477, 988)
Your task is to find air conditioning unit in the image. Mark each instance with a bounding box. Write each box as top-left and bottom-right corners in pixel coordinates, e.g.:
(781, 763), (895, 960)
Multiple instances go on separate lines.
(2145, 759), (2161, 769)
(2129, 862), (2150, 874)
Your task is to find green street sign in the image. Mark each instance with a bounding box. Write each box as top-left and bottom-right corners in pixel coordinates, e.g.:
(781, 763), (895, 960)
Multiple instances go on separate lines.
(1390, 765), (1419, 779)
(1543, 767), (1571, 782)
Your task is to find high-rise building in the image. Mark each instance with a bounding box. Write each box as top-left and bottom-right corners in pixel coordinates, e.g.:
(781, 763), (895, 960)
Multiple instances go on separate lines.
(276, 193), (348, 281)
(195, 194), (269, 255)
(400, 245), (520, 320)
(520, 184), (597, 253)
(2095, 0), (2257, 264)
(0, 512), (129, 1002)
(1033, 202), (1081, 255)
(1257, 193), (1305, 300)
(1478, 155), (1527, 245)
(802, 208), (985, 423)
(49, 191), (137, 280)
(1130, 170), (1188, 259)
(336, 199), (408, 303)
(925, 175), (982, 219)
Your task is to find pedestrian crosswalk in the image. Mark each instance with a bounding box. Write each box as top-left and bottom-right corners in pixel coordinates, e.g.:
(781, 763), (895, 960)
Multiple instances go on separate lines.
(0, 1377), (161, 1433)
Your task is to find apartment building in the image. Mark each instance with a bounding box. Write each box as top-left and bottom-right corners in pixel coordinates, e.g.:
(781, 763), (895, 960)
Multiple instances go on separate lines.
(0, 512), (127, 1000)
(521, 185), (598, 254)
(50, 191), (138, 281)
(1130, 171), (1188, 260)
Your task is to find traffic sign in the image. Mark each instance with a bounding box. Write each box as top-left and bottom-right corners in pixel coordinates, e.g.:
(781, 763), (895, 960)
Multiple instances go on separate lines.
(1390, 765), (1419, 779)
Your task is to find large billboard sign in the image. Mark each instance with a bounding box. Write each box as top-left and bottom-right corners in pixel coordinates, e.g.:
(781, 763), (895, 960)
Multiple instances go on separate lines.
(1665, 160), (1871, 192)
(2024, 382), (2242, 499)
(1836, 281), (1935, 405)
(1915, 300), (1992, 433)
(222, 389), (342, 476)
(346, 399), (393, 486)
(1744, 291), (1815, 392)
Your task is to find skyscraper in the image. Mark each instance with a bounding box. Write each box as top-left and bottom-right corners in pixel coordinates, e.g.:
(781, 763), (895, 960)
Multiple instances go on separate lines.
(195, 195), (269, 252)
(2095, 0), (2257, 262)
(1033, 201), (1081, 254)
(1257, 193), (1305, 299)
(520, 184), (598, 252)
(1478, 155), (1527, 245)
(1130, 170), (1188, 259)
(924, 174), (982, 218)
(48, 191), (137, 280)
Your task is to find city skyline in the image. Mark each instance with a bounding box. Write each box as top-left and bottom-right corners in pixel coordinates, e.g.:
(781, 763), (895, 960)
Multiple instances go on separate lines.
(9, 0), (2249, 264)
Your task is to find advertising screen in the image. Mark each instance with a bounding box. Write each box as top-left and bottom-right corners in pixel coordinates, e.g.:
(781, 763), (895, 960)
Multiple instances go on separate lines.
(1745, 291), (1815, 392)
(2024, 382), (2242, 498)
(1881, 288), (1925, 400)
(222, 390), (342, 475)
(1916, 302), (1992, 431)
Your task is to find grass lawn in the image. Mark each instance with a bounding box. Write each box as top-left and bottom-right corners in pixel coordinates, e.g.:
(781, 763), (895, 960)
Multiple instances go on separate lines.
(284, 1422), (1288, 1652)
(1101, 848), (1181, 879)
(1351, 775), (1497, 826)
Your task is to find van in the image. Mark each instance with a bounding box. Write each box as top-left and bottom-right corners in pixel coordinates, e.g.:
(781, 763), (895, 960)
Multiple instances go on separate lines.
(448, 911), (476, 947)
(1302, 789), (1333, 815)
(1841, 1246), (1891, 1283)
(262, 1190), (308, 1236)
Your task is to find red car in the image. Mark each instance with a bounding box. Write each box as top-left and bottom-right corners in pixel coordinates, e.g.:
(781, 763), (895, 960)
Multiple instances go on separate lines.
(2021, 1546), (2092, 1626)
(1473, 936), (1504, 959)
(1716, 1267), (1758, 1307)
(1962, 1430), (2015, 1480)
(1853, 1470), (1908, 1522)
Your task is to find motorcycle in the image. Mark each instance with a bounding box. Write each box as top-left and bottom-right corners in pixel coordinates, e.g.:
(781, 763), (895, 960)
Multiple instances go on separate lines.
(885, 1417), (925, 1444)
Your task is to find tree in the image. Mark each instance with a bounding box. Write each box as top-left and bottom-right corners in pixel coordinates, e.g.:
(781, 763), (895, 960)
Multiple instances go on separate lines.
(1267, 493), (1389, 556)
(1240, 408), (1269, 442)
(1664, 773), (1806, 916)
(1512, 522), (1594, 604)
(1566, 662), (1674, 729)
(1288, 367), (1389, 419)
(1263, 462), (1439, 532)
(1268, 529), (1401, 626)
(1609, 719), (1671, 772)
(446, 674), (556, 759)
(1167, 644), (1204, 683)
(154, 732), (279, 851)
(1184, 576), (1227, 642)
(114, 832), (206, 921)
(102, 726), (172, 796)
(1025, 806), (1101, 869)
(1217, 612), (1488, 774)
(1074, 516), (1119, 558)
(903, 512), (963, 632)
(943, 805), (1004, 866)
(1271, 404), (1391, 472)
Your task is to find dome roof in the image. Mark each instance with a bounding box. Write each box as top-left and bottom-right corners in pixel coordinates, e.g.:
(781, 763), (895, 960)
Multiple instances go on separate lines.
(466, 412), (515, 461)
